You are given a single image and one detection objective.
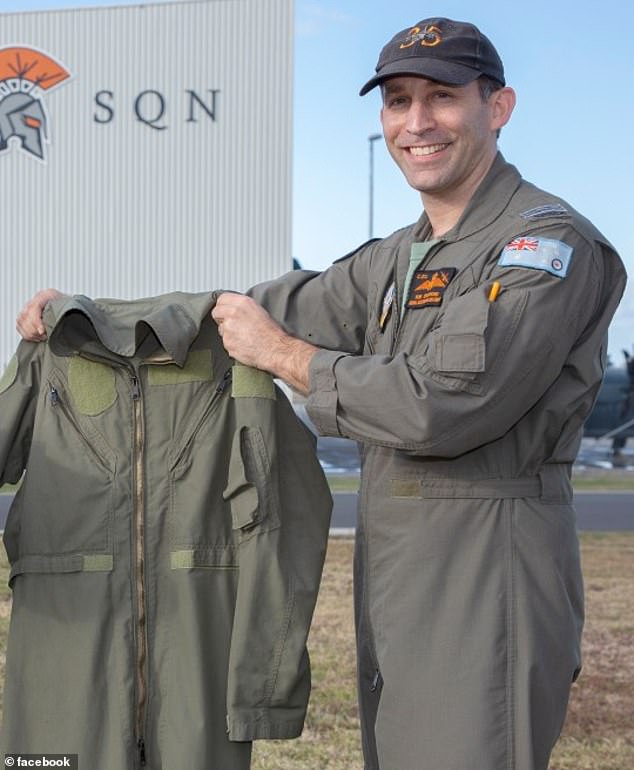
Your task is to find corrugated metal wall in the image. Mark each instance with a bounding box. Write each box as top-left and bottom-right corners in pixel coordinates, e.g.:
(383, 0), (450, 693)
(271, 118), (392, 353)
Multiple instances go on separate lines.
(0, 0), (293, 367)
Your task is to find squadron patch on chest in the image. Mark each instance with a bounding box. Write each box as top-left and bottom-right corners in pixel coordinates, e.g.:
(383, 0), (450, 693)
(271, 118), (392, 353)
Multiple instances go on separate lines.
(498, 236), (573, 278)
(406, 268), (456, 309)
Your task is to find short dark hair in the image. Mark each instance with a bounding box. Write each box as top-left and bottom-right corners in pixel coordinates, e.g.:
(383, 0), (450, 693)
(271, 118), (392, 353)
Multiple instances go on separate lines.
(477, 76), (505, 137)
(477, 75), (504, 102)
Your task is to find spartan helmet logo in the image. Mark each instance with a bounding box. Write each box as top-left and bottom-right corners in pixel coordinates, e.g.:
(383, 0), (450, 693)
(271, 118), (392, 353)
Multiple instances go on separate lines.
(0, 47), (71, 162)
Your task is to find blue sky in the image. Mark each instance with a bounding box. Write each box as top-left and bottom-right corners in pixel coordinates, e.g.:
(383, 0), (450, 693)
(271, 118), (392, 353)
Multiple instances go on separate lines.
(1, 0), (633, 362)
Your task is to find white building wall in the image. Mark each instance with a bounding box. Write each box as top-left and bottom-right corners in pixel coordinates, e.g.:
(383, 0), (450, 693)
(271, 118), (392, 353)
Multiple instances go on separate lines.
(0, 0), (293, 367)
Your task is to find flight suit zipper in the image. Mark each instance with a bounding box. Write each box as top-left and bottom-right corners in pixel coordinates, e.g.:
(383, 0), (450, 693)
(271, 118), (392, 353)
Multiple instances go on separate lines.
(130, 373), (148, 765)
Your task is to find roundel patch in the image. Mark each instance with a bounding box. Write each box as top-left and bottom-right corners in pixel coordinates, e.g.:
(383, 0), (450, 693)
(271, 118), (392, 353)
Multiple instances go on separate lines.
(498, 237), (573, 278)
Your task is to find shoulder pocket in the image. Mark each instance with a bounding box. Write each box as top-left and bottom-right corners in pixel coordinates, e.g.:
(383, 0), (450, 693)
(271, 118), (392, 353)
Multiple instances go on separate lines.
(223, 427), (280, 541)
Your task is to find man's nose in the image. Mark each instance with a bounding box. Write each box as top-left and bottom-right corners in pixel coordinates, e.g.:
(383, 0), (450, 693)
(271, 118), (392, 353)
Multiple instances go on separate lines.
(405, 102), (435, 134)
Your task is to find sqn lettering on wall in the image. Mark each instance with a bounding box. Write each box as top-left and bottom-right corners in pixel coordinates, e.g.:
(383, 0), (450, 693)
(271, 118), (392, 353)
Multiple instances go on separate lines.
(93, 89), (221, 131)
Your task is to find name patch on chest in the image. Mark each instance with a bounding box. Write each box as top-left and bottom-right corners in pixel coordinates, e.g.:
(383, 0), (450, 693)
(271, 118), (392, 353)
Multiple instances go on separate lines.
(406, 268), (456, 309)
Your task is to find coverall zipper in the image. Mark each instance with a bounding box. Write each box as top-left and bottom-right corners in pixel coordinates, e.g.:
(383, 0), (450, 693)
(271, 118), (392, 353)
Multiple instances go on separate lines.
(131, 373), (149, 764)
(137, 736), (147, 767)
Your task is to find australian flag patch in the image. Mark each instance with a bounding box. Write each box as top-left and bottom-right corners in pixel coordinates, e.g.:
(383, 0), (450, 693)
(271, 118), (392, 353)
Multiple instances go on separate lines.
(498, 236), (573, 278)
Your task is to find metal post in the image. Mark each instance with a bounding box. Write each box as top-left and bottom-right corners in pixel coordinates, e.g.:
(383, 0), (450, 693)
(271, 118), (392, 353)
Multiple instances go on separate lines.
(368, 133), (382, 239)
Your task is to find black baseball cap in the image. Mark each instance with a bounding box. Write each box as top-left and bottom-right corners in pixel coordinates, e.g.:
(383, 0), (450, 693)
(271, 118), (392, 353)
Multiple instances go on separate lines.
(359, 17), (505, 96)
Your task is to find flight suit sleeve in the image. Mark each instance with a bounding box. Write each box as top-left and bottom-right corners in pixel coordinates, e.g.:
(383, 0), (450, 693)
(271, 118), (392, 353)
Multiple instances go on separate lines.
(305, 230), (626, 457)
(223, 384), (332, 741)
(0, 342), (42, 484)
(248, 240), (377, 354)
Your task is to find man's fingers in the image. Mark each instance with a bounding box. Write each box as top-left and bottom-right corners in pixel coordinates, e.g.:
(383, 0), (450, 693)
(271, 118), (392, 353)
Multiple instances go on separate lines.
(15, 288), (65, 341)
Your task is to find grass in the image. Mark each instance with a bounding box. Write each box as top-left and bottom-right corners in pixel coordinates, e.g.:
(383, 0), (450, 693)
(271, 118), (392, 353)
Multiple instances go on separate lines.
(572, 469), (634, 491)
(0, 535), (632, 769)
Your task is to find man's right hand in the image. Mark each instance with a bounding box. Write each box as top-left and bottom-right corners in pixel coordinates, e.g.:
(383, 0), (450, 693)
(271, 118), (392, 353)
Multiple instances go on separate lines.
(16, 288), (66, 341)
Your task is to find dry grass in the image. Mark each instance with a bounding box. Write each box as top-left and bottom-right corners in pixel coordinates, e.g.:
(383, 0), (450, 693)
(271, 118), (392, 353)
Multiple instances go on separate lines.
(549, 533), (634, 769)
(0, 535), (631, 768)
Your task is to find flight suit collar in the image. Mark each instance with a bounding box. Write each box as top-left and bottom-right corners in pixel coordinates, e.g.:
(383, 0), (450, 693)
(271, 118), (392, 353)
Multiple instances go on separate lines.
(401, 153), (523, 276)
(445, 152), (523, 242)
(44, 291), (217, 366)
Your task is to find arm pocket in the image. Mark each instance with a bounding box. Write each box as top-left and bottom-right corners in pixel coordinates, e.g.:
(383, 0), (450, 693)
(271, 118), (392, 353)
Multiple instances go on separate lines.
(223, 426), (280, 541)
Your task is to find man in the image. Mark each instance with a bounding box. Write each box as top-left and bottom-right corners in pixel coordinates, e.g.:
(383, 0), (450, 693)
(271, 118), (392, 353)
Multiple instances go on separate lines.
(16, 17), (627, 770)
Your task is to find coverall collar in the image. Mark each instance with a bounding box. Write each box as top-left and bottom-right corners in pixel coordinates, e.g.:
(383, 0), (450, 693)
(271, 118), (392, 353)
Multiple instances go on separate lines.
(413, 152), (523, 244)
(44, 292), (218, 366)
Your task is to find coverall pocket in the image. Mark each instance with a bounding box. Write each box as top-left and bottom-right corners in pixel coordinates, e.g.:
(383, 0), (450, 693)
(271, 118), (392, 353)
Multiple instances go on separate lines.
(168, 379), (241, 553)
(428, 292), (489, 377)
(5, 372), (116, 562)
(223, 426), (281, 542)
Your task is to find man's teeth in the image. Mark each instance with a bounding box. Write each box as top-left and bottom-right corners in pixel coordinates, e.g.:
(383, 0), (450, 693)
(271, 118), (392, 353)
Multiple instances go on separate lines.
(410, 144), (447, 156)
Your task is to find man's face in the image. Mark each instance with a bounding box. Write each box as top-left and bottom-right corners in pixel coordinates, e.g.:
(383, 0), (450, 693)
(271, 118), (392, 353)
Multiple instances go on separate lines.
(380, 76), (513, 204)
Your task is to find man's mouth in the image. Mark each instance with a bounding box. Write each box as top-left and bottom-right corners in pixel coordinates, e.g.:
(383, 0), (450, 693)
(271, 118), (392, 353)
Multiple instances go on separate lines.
(409, 143), (449, 156)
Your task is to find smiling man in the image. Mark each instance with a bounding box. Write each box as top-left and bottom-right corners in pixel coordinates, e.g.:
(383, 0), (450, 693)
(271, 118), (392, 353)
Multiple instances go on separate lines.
(16, 16), (627, 770)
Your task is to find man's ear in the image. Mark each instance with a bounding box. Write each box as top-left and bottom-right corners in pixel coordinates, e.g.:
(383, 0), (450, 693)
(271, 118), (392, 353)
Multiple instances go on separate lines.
(490, 86), (516, 132)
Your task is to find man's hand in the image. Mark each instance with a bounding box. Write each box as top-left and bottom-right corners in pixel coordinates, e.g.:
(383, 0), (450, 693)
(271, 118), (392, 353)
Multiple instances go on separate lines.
(16, 288), (67, 341)
(212, 293), (317, 396)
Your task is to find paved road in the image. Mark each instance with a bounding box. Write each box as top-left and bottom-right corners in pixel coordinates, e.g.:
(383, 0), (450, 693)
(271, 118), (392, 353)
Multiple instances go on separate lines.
(1, 491), (633, 533)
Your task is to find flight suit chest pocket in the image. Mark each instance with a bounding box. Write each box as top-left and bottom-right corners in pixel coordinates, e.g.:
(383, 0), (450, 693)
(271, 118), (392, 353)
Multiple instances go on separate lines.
(427, 292), (489, 381)
(223, 426), (281, 542)
(6, 369), (117, 563)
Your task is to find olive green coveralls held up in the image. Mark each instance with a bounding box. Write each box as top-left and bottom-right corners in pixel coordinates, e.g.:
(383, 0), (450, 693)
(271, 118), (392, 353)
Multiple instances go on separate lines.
(0, 292), (332, 770)
(251, 154), (627, 770)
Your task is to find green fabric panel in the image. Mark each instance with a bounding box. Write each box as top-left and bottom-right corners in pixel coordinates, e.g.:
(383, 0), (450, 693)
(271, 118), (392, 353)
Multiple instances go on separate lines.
(68, 357), (117, 415)
(231, 364), (276, 400)
(390, 479), (423, 498)
(148, 349), (213, 386)
(82, 554), (114, 571)
(0, 355), (18, 394)
(171, 550), (195, 569)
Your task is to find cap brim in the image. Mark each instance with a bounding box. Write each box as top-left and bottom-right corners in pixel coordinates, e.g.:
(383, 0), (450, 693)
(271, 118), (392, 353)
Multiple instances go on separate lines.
(359, 58), (481, 96)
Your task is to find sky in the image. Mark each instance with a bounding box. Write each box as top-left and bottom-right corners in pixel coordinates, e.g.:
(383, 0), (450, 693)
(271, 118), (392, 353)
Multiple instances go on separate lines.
(1, 0), (633, 363)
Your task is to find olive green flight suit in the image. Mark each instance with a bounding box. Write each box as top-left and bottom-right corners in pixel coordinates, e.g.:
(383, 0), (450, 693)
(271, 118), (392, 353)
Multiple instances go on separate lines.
(0, 292), (332, 770)
(251, 154), (627, 770)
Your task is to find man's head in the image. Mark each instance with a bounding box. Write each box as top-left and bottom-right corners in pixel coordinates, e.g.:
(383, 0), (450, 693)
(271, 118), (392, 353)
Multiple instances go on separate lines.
(360, 18), (505, 97)
(363, 18), (515, 217)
